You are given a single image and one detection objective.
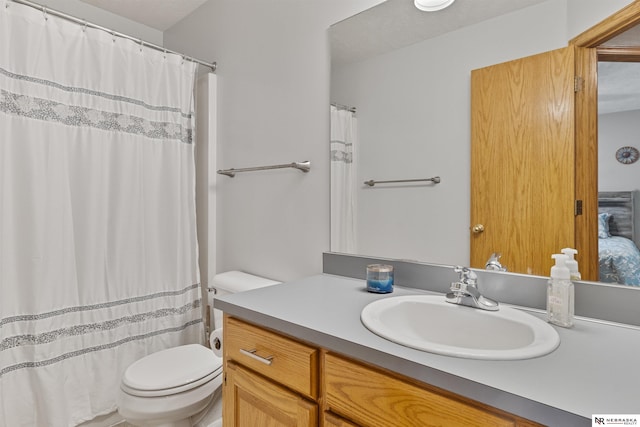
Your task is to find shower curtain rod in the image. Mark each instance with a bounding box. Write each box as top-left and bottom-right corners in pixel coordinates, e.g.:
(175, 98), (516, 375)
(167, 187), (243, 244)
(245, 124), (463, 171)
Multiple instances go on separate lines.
(331, 102), (356, 113)
(10, 0), (217, 71)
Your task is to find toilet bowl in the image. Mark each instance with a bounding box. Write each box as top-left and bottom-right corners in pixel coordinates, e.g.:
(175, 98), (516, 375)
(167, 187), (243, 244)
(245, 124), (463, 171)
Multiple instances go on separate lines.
(117, 271), (281, 427)
(117, 344), (223, 427)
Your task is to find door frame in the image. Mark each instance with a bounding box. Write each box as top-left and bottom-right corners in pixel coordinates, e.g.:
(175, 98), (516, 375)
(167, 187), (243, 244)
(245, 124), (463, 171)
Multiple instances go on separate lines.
(571, 2), (640, 281)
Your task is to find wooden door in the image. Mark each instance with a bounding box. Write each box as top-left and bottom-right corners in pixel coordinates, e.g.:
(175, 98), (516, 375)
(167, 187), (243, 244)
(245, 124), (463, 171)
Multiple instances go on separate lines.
(470, 46), (576, 276)
(223, 361), (317, 427)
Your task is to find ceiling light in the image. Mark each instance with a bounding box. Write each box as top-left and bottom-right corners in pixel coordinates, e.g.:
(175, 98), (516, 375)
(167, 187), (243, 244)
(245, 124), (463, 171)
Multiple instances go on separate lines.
(414, 0), (455, 12)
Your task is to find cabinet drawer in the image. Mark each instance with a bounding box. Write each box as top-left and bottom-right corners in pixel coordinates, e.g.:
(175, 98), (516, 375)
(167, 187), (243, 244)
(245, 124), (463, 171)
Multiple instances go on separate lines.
(224, 316), (318, 399)
(324, 353), (516, 427)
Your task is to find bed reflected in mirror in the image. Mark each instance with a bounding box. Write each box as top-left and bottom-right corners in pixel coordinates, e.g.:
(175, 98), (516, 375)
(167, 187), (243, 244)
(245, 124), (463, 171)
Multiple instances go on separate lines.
(597, 192), (640, 285)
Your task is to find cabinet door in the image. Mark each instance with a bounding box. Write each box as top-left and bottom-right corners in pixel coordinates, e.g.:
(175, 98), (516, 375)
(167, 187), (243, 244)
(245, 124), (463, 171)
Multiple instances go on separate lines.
(223, 361), (317, 427)
(470, 46), (576, 277)
(325, 353), (517, 427)
(323, 411), (360, 427)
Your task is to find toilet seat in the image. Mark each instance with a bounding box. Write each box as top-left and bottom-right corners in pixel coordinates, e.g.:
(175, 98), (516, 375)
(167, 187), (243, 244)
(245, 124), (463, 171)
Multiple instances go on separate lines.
(121, 344), (222, 398)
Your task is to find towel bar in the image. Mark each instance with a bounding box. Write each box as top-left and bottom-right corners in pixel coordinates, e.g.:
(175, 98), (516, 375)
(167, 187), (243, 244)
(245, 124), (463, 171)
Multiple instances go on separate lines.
(364, 176), (441, 187)
(218, 161), (311, 178)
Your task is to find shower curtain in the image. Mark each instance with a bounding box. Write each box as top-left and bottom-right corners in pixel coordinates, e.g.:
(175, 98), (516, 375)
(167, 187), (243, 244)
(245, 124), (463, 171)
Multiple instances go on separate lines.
(0, 2), (203, 426)
(330, 105), (357, 253)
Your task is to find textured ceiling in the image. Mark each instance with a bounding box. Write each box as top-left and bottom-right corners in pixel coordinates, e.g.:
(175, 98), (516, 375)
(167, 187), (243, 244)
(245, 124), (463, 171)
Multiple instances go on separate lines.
(599, 62), (640, 115)
(599, 24), (640, 114)
(79, 0), (208, 31)
(330, 0), (549, 66)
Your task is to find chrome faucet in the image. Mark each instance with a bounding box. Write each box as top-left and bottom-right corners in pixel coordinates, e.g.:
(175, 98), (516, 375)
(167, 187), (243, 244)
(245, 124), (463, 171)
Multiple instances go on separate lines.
(485, 252), (507, 271)
(446, 266), (499, 311)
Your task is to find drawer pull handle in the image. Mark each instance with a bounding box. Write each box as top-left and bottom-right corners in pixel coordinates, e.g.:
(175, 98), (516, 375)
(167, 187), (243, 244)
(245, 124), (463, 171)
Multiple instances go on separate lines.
(239, 348), (274, 365)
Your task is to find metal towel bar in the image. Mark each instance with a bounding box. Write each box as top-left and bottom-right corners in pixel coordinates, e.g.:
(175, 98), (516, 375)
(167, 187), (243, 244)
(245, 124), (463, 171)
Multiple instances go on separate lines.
(217, 161), (311, 178)
(364, 176), (441, 187)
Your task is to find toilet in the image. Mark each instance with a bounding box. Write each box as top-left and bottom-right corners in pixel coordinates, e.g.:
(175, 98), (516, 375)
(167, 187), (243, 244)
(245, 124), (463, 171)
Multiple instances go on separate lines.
(117, 271), (280, 427)
(117, 344), (222, 427)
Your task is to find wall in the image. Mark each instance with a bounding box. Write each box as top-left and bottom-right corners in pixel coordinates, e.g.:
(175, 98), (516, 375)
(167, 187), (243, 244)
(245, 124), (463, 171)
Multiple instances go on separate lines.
(566, 0), (635, 40)
(164, 0), (383, 282)
(195, 74), (218, 317)
(331, 0), (634, 266)
(30, 0), (162, 45)
(164, 0), (633, 281)
(599, 109), (640, 241)
(599, 109), (640, 191)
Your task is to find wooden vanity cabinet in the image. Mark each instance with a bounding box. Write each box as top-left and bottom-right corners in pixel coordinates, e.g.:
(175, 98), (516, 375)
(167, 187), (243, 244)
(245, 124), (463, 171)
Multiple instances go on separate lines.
(324, 352), (543, 427)
(222, 315), (544, 427)
(222, 316), (319, 427)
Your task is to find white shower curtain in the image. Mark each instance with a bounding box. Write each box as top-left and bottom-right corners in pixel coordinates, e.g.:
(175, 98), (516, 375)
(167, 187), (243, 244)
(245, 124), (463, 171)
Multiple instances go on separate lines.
(330, 105), (357, 253)
(0, 2), (203, 426)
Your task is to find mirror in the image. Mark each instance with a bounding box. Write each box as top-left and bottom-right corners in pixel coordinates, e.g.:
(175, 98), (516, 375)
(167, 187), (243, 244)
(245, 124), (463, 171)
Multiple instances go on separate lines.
(330, 0), (640, 287)
(596, 43), (640, 285)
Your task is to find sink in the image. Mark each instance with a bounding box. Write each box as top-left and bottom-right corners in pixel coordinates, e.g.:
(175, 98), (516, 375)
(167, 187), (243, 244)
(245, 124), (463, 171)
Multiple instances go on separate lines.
(361, 295), (560, 360)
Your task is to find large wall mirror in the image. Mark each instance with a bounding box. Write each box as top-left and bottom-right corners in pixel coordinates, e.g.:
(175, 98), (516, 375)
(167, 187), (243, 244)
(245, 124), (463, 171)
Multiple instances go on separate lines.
(329, 0), (640, 289)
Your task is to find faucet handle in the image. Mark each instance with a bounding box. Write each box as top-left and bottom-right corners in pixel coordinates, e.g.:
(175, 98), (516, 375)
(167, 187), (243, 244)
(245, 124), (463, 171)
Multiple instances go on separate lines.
(485, 252), (507, 271)
(453, 266), (477, 286)
(450, 280), (468, 294)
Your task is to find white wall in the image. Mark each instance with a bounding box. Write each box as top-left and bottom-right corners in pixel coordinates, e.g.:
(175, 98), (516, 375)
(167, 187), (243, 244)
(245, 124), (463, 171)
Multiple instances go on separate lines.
(599, 109), (640, 241)
(331, 0), (634, 266)
(599, 110), (640, 191)
(566, 0), (634, 40)
(30, 0), (163, 45)
(164, 0), (383, 282)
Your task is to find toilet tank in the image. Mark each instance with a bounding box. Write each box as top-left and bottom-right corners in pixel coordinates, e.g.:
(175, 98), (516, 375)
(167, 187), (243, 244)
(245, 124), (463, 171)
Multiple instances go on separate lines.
(208, 271), (281, 330)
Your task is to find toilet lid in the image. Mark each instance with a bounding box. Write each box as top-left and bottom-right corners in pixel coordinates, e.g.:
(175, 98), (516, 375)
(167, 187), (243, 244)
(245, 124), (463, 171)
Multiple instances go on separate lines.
(122, 344), (222, 392)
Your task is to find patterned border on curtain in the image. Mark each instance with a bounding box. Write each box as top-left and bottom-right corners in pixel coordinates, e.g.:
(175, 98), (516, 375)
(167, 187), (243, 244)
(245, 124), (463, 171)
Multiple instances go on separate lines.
(0, 1), (203, 425)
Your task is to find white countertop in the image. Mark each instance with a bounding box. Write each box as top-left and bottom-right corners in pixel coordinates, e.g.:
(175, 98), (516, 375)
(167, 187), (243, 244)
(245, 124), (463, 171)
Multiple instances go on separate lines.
(214, 274), (640, 426)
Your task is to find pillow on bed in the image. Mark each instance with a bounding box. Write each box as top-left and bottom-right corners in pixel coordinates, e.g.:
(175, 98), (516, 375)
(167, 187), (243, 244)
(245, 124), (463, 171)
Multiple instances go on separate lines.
(598, 212), (611, 239)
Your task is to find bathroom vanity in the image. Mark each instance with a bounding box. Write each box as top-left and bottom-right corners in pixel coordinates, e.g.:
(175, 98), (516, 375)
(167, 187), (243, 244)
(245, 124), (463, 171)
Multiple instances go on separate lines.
(223, 316), (541, 426)
(217, 274), (640, 426)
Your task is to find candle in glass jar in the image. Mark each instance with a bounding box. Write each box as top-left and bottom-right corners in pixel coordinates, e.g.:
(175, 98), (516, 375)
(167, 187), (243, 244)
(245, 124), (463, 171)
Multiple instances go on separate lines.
(366, 264), (394, 293)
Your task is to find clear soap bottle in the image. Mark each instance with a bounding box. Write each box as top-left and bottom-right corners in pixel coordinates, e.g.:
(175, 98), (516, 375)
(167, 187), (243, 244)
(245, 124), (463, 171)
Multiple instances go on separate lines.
(561, 247), (581, 281)
(547, 254), (574, 328)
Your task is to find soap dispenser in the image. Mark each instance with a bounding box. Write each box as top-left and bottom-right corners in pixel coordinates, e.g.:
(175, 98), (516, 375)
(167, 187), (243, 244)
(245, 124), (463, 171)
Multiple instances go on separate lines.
(547, 254), (574, 328)
(561, 248), (581, 281)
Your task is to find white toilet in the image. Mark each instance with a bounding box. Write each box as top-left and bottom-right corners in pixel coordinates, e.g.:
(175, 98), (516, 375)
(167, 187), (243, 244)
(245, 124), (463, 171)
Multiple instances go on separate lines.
(117, 344), (223, 427)
(117, 271), (280, 427)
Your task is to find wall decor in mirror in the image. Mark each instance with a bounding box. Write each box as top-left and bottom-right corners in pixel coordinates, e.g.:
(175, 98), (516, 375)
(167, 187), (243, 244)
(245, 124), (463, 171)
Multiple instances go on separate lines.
(614, 146), (639, 164)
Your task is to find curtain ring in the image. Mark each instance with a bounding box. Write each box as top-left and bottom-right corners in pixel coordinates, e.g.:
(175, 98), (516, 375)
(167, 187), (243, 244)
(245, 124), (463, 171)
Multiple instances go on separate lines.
(163, 49), (167, 60)
(82, 20), (88, 32)
(111, 30), (116, 43)
(42, 6), (48, 21)
(139, 39), (144, 53)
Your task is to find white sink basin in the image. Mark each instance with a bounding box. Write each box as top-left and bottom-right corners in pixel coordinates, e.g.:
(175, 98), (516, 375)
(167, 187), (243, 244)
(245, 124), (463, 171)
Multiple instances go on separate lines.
(361, 295), (560, 360)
